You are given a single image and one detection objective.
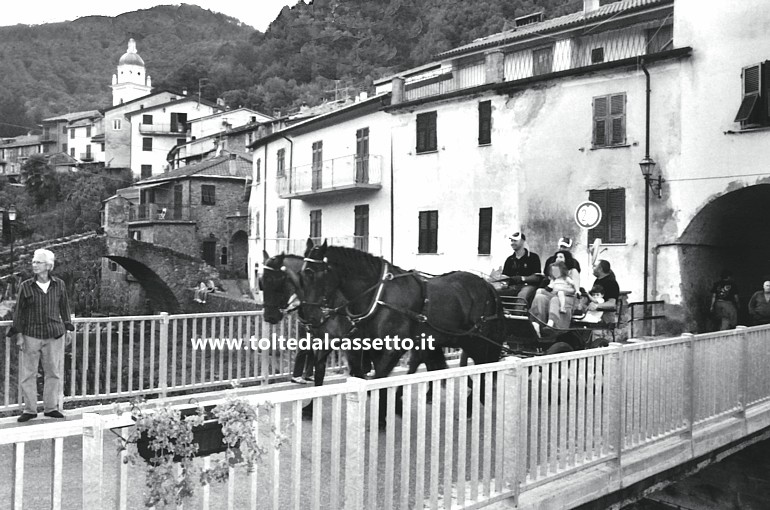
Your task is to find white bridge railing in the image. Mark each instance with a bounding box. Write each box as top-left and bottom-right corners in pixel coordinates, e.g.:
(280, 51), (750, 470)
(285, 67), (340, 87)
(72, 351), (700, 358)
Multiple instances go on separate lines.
(0, 311), (344, 414)
(3, 325), (770, 509)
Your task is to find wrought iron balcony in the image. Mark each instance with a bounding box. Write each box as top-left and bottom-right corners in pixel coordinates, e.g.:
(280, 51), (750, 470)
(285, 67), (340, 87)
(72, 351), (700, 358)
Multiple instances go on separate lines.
(138, 123), (189, 135)
(129, 203), (191, 222)
(80, 153), (94, 161)
(276, 154), (382, 199)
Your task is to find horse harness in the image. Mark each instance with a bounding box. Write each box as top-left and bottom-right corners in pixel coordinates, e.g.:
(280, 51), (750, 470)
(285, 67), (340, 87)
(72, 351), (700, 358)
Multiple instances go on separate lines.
(302, 255), (506, 351)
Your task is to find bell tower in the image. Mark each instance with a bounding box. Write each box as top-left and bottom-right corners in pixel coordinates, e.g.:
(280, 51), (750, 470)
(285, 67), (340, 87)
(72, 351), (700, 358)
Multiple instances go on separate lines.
(111, 38), (152, 106)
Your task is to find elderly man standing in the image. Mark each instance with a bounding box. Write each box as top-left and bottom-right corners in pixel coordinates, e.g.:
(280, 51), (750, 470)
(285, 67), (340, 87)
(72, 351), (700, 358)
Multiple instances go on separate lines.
(7, 249), (74, 422)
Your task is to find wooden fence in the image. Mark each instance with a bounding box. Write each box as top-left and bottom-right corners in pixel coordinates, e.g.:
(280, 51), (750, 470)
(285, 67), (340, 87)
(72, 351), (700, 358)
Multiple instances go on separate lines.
(2, 325), (770, 509)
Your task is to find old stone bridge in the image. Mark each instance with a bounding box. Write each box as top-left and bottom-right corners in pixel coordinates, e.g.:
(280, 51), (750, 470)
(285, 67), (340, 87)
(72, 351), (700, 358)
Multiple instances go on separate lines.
(1, 231), (217, 316)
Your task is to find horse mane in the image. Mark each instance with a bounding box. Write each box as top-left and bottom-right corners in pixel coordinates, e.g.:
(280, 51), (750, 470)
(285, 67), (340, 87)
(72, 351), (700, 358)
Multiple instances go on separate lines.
(266, 252), (303, 271)
(322, 246), (385, 280)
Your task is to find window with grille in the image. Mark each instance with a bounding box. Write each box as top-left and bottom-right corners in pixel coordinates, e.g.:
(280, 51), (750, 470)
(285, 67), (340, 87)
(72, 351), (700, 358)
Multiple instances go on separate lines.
(478, 207), (492, 255)
(142, 137), (153, 152)
(221, 246), (228, 265)
(478, 101), (492, 145)
(142, 115), (153, 125)
(592, 93), (626, 147)
(416, 112), (437, 153)
(588, 188), (625, 244)
(201, 185), (216, 205)
(276, 148), (285, 178)
(418, 210), (438, 254)
(113, 119), (121, 130)
(533, 46), (553, 76)
(309, 209), (322, 240)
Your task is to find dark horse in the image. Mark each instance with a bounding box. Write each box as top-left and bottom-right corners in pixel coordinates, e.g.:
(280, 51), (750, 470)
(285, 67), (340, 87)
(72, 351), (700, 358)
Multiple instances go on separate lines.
(260, 250), (348, 387)
(300, 241), (505, 416)
(261, 249), (448, 387)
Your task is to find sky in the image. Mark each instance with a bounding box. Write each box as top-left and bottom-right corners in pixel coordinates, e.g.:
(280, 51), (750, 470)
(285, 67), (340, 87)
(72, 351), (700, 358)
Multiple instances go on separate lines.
(0, 1), (303, 32)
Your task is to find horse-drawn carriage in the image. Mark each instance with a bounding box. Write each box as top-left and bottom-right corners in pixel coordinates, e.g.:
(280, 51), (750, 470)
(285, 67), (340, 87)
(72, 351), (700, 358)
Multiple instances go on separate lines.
(496, 292), (626, 356)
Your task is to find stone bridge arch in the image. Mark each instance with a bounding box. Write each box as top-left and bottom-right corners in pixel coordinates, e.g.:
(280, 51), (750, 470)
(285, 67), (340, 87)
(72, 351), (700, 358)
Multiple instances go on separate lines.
(104, 237), (218, 314)
(677, 184), (770, 331)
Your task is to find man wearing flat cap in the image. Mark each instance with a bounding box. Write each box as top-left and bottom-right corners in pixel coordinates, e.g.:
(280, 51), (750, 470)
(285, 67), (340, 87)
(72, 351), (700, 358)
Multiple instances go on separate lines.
(501, 232), (542, 305)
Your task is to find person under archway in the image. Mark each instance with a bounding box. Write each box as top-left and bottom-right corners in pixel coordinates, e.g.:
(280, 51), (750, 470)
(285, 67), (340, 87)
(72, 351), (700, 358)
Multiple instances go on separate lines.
(710, 269), (739, 330)
(748, 279), (770, 326)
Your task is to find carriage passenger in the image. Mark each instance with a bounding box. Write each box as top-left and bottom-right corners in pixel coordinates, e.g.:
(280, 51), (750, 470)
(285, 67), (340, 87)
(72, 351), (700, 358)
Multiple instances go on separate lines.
(584, 259), (620, 324)
(500, 232), (542, 305)
(530, 250), (581, 335)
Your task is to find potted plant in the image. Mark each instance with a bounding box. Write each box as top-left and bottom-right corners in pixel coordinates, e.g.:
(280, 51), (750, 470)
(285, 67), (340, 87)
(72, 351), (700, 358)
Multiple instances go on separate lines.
(118, 394), (287, 508)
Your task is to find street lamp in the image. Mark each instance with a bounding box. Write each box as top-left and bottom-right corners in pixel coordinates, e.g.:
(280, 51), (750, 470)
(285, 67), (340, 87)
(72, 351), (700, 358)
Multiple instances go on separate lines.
(639, 156), (664, 332)
(5, 206), (16, 275)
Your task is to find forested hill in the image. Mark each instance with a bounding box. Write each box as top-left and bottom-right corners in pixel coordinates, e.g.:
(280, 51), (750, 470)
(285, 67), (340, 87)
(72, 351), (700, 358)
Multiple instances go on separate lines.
(0, 0), (583, 137)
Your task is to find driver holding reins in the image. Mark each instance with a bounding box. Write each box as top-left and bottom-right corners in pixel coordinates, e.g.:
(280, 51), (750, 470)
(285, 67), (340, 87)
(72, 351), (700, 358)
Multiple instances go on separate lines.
(500, 232), (542, 305)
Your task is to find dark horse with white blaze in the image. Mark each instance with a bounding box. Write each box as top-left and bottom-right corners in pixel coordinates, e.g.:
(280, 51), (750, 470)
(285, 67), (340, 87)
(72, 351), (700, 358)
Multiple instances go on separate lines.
(299, 241), (505, 415)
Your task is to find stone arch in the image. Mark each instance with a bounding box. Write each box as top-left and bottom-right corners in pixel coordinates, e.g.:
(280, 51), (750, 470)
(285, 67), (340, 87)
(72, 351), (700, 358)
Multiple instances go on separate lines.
(105, 256), (180, 314)
(229, 230), (249, 278)
(678, 184), (770, 331)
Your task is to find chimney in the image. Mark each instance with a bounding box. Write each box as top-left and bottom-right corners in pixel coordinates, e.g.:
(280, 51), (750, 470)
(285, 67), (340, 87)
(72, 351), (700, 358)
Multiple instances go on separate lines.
(584, 0), (600, 14)
(358, 91), (368, 102)
(391, 77), (405, 105)
(228, 153), (238, 175)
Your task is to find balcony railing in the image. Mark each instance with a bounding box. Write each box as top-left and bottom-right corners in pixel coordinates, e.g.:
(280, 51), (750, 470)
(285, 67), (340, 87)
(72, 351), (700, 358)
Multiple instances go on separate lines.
(80, 152), (94, 161)
(405, 23), (674, 101)
(138, 123), (188, 135)
(262, 236), (382, 256)
(276, 154), (382, 199)
(129, 203), (191, 222)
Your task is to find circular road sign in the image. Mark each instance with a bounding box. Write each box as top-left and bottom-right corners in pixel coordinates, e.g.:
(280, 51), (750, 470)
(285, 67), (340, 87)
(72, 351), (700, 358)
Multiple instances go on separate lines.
(575, 201), (602, 229)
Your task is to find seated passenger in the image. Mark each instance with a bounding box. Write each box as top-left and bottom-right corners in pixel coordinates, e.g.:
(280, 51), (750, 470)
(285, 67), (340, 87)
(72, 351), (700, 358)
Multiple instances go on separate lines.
(579, 284), (605, 323)
(530, 250), (581, 335)
(500, 232), (542, 306)
(585, 260), (620, 324)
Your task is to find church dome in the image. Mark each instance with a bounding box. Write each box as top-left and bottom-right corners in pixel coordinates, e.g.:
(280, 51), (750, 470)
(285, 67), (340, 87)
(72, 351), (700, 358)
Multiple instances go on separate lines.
(119, 52), (145, 66)
(118, 38), (145, 67)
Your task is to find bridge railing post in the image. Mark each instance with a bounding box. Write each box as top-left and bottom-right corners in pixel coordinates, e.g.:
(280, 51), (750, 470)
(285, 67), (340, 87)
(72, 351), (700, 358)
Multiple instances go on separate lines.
(501, 357), (524, 505)
(82, 412), (104, 508)
(607, 343), (624, 481)
(344, 377), (367, 510)
(681, 333), (695, 443)
(158, 312), (169, 398)
(736, 326), (749, 424)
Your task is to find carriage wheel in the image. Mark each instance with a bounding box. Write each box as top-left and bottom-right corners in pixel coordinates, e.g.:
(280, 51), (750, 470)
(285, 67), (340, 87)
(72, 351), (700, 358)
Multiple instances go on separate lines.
(546, 342), (574, 354)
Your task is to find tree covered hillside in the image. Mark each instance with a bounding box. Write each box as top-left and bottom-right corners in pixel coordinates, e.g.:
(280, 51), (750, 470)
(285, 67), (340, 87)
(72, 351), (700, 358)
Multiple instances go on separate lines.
(0, 0), (583, 137)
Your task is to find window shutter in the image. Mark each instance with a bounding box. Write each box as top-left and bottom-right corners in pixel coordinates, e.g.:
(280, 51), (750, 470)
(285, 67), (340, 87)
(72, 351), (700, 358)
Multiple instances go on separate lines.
(593, 96), (608, 146)
(478, 207), (492, 254)
(478, 101), (491, 145)
(588, 189), (608, 244)
(610, 94), (626, 145)
(418, 212), (428, 253)
(430, 211), (438, 253)
(744, 65), (760, 95)
(607, 189), (626, 243)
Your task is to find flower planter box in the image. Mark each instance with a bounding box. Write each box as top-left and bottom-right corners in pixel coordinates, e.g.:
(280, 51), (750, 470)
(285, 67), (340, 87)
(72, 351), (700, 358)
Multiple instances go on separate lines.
(135, 406), (227, 462)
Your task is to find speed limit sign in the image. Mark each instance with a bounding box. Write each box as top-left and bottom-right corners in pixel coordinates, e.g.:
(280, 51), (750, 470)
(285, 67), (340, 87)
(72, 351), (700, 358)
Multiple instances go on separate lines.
(575, 201), (602, 229)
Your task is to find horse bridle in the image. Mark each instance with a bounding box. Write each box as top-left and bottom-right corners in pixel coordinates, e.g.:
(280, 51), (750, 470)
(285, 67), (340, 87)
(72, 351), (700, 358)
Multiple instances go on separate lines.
(262, 263), (302, 315)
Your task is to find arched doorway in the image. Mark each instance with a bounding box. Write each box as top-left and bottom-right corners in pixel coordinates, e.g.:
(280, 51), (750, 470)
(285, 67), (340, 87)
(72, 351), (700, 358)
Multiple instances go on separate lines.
(678, 184), (770, 331)
(229, 230), (249, 278)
